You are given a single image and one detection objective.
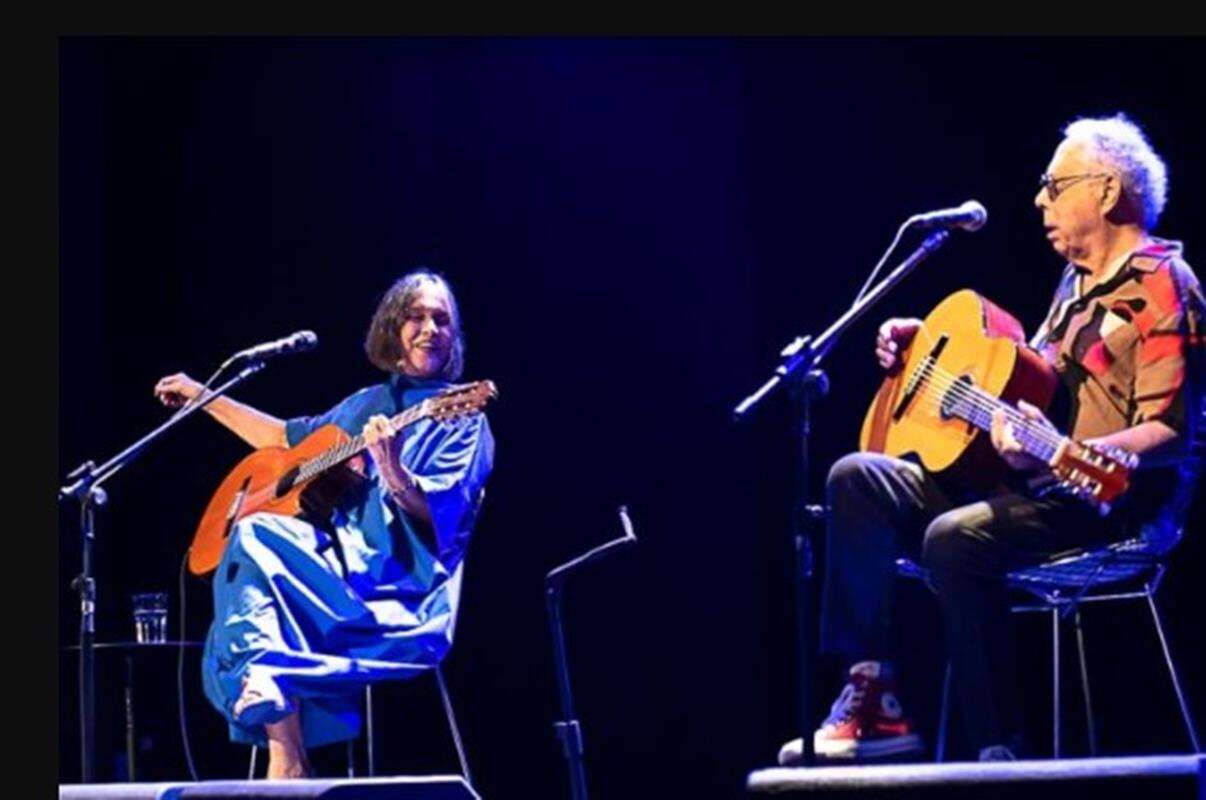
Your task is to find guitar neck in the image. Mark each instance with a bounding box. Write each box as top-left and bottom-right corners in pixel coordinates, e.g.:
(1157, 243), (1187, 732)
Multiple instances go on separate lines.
(943, 386), (1064, 465)
(294, 403), (428, 483)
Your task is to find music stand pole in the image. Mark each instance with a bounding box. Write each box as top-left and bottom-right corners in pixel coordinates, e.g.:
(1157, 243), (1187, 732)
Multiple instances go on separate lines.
(59, 360), (266, 780)
(734, 229), (951, 767)
(545, 507), (638, 800)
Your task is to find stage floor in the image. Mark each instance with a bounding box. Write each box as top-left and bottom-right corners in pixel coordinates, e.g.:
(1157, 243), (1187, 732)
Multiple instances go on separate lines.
(748, 755), (1205, 798)
(58, 775), (479, 800)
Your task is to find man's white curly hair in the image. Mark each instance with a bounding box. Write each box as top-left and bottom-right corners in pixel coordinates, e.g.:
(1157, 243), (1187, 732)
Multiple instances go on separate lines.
(1061, 113), (1168, 230)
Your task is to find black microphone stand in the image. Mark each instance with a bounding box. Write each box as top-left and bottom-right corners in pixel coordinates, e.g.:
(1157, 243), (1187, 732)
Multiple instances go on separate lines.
(59, 360), (266, 781)
(545, 506), (639, 800)
(734, 229), (952, 767)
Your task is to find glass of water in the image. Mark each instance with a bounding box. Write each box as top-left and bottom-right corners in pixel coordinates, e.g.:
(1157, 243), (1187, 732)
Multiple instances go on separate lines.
(132, 592), (168, 644)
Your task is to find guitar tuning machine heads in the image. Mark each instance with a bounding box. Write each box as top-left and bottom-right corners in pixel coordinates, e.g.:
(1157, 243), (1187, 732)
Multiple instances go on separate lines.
(1101, 445), (1139, 470)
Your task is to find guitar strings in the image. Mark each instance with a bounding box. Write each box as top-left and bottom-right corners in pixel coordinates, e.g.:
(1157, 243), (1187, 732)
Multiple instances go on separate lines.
(897, 327), (1066, 454)
(293, 386), (484, 481)
(908, 359), (1065, 454)
(296, 403), (426, 479)
(912, 357), (1059, 436)
(907, 325), (1062, 440)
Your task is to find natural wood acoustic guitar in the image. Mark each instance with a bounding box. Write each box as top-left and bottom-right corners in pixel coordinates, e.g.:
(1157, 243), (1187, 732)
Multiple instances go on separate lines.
(859, 290), (1135, 513)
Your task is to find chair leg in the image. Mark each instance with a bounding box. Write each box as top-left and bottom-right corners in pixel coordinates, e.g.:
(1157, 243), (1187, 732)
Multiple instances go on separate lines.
(1073, 610), (1097, 756)
(346, 739), (355, 777)
(1145, 591), (1202, 753)
(1052, 608), (1061, 758)
(366, 684), (376, 777)
(248, 745), (258, 780)
(436, 665), (473, 787)
(936, 661), (952, 763)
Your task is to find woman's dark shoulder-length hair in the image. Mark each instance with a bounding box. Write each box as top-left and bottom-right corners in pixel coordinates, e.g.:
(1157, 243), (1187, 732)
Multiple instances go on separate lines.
(364, 269), (465, 380)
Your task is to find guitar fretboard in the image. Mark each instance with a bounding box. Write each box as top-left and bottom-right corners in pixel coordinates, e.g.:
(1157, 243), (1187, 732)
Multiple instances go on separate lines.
(937, 380), (1063, 464)
(293, 401), (429, 483)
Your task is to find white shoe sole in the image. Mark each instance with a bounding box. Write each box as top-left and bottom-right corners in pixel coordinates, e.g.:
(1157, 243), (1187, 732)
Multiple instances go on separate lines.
(814, 732), (923, 760)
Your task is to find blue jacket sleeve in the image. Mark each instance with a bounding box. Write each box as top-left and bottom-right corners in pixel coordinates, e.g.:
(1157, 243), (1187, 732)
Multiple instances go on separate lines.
(396, 413), (495, 570)
(284, 387), (378, 447)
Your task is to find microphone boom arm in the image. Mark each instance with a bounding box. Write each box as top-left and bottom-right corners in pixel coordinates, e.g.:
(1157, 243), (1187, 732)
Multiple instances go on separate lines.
(61, 360), (267, 499)
(734, 229), (950, 420)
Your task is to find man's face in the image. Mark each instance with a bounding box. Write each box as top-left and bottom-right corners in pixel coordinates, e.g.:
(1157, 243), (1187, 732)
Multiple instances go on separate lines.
(397, 283), (454, 379)
(1034, 140), (1112, 262)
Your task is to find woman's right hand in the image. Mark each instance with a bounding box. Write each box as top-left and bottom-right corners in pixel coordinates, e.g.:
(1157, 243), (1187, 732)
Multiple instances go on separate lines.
(875, 318), (923, 371)
(154, 372), (206, 408)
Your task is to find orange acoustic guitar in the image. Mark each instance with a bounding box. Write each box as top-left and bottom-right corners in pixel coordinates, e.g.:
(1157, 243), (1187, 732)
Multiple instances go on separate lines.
(859, 290), (1136, 514)
(188, 380), (498, 576)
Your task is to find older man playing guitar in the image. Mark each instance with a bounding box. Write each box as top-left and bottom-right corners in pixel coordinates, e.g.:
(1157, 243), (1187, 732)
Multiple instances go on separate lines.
(778, 114), (1204, 764)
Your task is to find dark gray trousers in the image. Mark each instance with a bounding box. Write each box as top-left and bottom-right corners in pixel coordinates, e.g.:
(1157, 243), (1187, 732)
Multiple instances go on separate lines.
(818, 451), (1118, 751)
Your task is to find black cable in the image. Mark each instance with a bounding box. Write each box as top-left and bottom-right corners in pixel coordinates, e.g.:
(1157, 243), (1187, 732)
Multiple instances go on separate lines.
(178, 550), (200, 781)
(852, 218), (915, 307)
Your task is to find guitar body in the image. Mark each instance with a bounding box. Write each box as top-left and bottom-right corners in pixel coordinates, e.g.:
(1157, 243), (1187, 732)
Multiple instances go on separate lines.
(189, 424), (363, 576)
(188, 379), (500, 576)
(859, 289), (1059, 493)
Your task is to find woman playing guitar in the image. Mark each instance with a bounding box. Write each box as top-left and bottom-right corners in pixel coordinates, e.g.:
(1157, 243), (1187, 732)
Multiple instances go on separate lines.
(155, 270), (495, 780)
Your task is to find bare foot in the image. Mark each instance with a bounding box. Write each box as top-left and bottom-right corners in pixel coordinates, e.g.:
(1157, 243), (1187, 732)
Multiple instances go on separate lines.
(264, 708), (311, 779)
(266, 743), (312, 779)
(233, 674), (310, 779)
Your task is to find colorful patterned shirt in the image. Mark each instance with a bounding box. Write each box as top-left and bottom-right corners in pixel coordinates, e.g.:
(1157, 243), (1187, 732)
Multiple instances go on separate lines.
(1030, 238), (1204, 540)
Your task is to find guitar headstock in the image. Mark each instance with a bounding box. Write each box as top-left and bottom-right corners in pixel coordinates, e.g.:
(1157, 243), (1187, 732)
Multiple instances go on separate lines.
(1050, 440), (1137, 515)
(424, 380), (499, 423)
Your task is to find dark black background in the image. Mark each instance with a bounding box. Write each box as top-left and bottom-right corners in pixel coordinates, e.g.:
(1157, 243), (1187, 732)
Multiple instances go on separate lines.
(58, 37), (1205, 798)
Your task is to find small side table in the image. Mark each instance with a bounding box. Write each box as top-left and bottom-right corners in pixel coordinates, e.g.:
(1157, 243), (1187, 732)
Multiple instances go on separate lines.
(64, 641), (203, 780)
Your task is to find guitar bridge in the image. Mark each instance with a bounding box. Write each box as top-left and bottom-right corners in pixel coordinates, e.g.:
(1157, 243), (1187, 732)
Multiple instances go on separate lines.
(892, 335), (949, 421)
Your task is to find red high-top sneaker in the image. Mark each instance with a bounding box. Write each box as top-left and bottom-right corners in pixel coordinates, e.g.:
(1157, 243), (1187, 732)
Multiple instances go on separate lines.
(778, 660), (923, 763)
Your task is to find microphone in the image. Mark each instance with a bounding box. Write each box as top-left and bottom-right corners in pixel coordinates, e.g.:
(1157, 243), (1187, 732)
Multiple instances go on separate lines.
(225, 330), (318, 366)
(907, 200), (987, 232)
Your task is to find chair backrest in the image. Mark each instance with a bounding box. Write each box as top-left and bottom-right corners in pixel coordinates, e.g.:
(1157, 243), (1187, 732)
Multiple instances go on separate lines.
(1138, 517), (1185, 557)
(1145, 260), (1206, 556)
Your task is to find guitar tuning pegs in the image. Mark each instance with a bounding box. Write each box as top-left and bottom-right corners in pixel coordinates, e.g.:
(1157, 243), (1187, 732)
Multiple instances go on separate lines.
(1106, 446), (1139, 470)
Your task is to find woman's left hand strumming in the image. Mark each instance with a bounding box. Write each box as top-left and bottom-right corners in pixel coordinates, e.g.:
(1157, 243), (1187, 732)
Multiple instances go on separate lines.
(362, 414), (415, 499)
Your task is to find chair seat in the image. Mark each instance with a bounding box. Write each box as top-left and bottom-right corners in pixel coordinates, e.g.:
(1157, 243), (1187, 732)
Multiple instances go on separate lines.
(892, 534), (1199, 758)
(894, 537), (1162, 593)
(1008, 538), (1160, 590)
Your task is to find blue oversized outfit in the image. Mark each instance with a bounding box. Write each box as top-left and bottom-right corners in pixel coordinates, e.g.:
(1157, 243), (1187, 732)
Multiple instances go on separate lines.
(201, 374), (494, 747)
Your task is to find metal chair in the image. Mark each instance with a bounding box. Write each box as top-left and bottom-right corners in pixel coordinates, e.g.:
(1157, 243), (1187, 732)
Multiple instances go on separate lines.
(896, 528), (1202, 760)
(247, 664), (472, 782)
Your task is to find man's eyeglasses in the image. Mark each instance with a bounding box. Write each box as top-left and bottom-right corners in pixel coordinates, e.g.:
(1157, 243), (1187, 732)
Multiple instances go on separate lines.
(1039, 172), (1110, 201)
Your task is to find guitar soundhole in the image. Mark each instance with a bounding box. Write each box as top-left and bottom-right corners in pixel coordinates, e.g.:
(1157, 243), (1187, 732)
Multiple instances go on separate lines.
(275, 466), (300, 499)
(939, 375), (976, 421)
